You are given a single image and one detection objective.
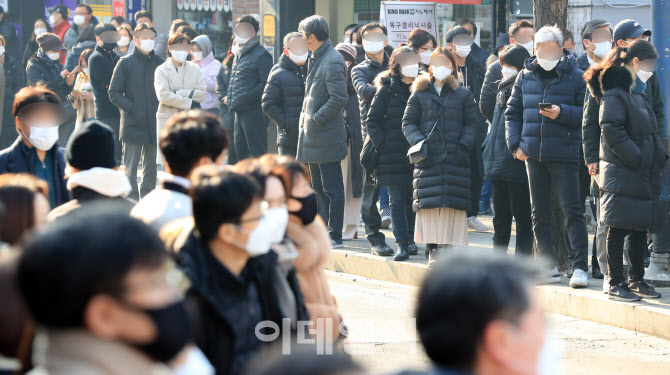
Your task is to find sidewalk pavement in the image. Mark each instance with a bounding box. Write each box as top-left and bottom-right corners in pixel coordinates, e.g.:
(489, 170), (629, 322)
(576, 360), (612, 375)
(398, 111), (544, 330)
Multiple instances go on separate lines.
(326, 216), (670, 341)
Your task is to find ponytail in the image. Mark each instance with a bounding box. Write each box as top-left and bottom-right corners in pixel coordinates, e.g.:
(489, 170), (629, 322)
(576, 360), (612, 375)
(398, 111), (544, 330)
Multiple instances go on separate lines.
(584, 40), (657, 82)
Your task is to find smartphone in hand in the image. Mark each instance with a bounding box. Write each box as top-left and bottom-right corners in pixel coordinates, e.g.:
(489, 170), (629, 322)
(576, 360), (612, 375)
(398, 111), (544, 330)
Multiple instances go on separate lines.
(539, 103), (553, 110)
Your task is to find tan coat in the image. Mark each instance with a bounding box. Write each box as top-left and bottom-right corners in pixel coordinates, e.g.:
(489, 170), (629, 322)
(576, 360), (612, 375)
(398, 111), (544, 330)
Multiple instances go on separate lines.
(154, 59), (207, 142)
(71, 74), (95, 129)
(286, 216), (341, 340)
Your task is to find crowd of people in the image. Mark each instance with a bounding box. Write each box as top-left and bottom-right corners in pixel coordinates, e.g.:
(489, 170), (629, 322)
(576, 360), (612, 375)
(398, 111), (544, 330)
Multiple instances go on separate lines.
(0, 3), (666, 374)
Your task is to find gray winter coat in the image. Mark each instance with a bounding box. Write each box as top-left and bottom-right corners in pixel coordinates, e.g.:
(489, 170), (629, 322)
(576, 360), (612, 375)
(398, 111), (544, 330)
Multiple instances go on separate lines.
(296, 39), (348, 164)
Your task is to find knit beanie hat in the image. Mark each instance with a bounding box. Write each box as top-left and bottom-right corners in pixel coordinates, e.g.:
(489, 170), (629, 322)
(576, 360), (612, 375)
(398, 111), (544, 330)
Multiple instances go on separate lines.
(66, 120), (116, 170)
(335, 43), (357, 63)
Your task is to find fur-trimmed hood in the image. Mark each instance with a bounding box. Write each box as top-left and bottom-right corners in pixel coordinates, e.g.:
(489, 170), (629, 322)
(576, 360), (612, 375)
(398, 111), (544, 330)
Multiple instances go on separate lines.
(410, 73), (459, 93)
(586, 65), (636, 100)
(373, 69), (394, 89)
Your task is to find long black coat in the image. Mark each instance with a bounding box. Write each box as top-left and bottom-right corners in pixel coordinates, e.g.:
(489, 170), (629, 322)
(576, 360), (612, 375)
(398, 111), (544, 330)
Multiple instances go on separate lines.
(366, 71), (413, 187)
(226, 36), (273, 113)
(88, 45), (120, 120)
(26, 51), (73, 103)
(586, 65), (667, 231)
(345, 85), (364, 198)
(262, 55), (306, 157)
(1, 56), (26, 149)
(351, 52), (389, 132)
(108, 47), (163, 145)
(482, 74), (527, 185)
(402, 74), (479, 212)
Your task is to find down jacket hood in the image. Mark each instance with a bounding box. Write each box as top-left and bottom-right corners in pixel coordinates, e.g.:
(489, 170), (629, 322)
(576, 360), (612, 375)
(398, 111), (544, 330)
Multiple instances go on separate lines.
(410, 73), (459, 93)
(585, 64), (636, 101)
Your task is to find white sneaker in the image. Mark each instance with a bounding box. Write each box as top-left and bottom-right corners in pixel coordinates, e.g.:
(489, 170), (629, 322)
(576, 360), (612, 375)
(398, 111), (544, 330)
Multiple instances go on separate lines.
(467, 216), (489, 232)
(602, 275), (610, 294)
(570, 269), (589, 288)
(381, 208), (391, 229)
(537, 267), (561, 284)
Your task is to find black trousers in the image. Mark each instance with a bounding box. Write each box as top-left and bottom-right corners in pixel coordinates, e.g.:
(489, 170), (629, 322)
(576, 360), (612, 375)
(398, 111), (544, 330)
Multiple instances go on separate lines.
(308, 162), (345, 241)
(233, 108), (268, 160)
(607, 227), (646, 286)
(361, 180), (385, 246)
(491, 181), (533, 256)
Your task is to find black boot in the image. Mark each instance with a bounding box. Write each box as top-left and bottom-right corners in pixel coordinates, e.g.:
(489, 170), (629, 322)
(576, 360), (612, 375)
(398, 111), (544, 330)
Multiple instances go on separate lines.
(426, 243), (437, 259)
(394, 238), (410, 261)
(408, 241), (419, 256)
(371, 242), (394, 256)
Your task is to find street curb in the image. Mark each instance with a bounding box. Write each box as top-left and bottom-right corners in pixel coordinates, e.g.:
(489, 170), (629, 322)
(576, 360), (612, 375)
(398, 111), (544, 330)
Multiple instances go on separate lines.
(326, 249), (670, 341)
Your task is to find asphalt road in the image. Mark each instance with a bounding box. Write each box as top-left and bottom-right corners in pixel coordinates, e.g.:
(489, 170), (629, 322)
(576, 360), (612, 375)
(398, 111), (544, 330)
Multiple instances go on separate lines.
(327, 271), (670, 375)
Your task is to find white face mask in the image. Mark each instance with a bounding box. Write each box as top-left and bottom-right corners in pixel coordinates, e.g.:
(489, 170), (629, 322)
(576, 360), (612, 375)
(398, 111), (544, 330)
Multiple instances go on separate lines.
(0, 46), (5, 56)
(591, 41), (612, 59)
(401, 63), (419, 78)
(73, 15), (86, 26)
(231, 45), (239, 55)
(47, 52), (60, 61)
(25, 125), (60, 151)
(117, 36), (130, 47)
(139, 39), (155, 53)
(454, 44), (471, 58)
(637, 69), (653, 83)
(235, 33), (250, 45)
(351, 41), (358, 46)
(519, 40), (534, 56)
(265, 207), (289, 245)
(35, 28), (47, 37)
(48, 15), (56, 26)
(501, 65), (518, 81)
(420, 50), (432, 65)
(363, 40), (384, 54)
(234, 216), (275, 256)
(82, 67), (90, 75)
(432, 66), (452, 82)
(344, 36), (351, 44)
(537, 57), (559, 71)
(192, 51), (203, 61)
(288, 50), (308, 64)
(172, 50), (189, 63)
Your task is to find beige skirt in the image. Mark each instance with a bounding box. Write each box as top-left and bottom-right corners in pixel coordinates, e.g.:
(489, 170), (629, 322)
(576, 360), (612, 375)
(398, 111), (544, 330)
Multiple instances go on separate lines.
(341, 143), (363, 226)
(414, 207), (468, 246)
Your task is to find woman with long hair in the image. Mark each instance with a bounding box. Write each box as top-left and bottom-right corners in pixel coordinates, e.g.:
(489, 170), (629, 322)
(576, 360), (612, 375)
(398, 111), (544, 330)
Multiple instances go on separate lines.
(114, 26), (135, 57)
(0, 174), (49, 246)
(584, 39), (667, 301)
(70, 48), (95, 129)
(22, 18), (52, 70)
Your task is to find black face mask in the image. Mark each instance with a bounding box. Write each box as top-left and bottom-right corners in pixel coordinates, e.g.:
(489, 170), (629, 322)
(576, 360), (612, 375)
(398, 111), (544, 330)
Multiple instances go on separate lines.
(102, 42), (117, 52)
(289, 193), (318, 225)
(128, 300), (191, 363)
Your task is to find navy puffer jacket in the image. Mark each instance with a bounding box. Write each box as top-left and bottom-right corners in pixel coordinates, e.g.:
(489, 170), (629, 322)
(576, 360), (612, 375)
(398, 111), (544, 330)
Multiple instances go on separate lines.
(226, 36), (273, 112)
(505, 50), (586, 162)
(366, 71), (413, 187)
(402, 74), (479, 212)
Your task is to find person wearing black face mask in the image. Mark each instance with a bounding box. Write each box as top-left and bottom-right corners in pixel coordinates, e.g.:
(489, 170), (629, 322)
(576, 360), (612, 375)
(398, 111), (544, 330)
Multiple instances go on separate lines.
(16, 205), (210, 375)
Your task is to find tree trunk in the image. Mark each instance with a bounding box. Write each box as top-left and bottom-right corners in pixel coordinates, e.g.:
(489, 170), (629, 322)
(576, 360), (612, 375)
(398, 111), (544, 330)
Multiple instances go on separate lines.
(533, 0), (572, 271)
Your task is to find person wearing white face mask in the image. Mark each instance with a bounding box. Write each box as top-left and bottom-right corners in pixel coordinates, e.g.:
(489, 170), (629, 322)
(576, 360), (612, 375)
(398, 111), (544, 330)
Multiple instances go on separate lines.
(0, 86), (70, 208)
(109, 23), (164, 201)
(407, 28), (437, 73)
(403, 48), (479, 264)
(177, 168), (310, 375)
(261, 32), (308, 158)
(154, 33), (207, 166)
(192, 35), (223, 115)
(63, 4), (98, 51)
(69, 49), (96, 130)
(506, 25), (589, 288)
(114, 26), (135, 57)
(23, 19), (52, 71)
(576, 19), (612, 71)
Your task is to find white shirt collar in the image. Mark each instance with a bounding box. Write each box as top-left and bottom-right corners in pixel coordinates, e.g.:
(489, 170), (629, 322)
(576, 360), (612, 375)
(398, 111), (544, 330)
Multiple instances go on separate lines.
(163, 174), (192, 189)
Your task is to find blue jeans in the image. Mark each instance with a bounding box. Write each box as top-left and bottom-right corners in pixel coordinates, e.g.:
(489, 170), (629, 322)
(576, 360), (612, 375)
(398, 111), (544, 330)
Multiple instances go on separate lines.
(526, 159), (589, 271)
(387, 185), (415, 242)
(361, 179), (385, 246)
(379, 187), (389, 209)
(480, 177), (492, 207)
(308, 162), (345, 241)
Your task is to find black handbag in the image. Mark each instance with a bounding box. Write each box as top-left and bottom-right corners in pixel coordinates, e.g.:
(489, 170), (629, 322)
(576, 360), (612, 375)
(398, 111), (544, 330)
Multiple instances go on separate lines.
(360, 135), (378, 171)
(407, 93), (450, 164)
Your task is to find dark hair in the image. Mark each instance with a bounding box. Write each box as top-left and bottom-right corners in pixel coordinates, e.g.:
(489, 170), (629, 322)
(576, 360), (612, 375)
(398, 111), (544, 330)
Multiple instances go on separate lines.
(236, 15), (259, 33)
(176, 25), (197, 42)
(585, 39), (659, 82)
(233, 159), (270, 197)
(344, 24), (358, 35)
(417, 253), (533, 370)
(359, 22), (387, 37)
(171, 19), (191, 34)
(168, 33), (191, 47)
(160, 110), (229, 177)
(18, 205), (168, 328)
(223, 35), (235, 68)
(94, 23), (116, 37)
(134, 22), (157, 35)
(76, 24), (96, 44)
(32, 19), (53, 41)
(192, 169), (261, 243)
(388, 46), (418, 77)
(13, 86), (61, 117)
(581, 19), (611, 45)
(298, 15), (329, 42)
(0, 174), (48, 245)
(430, 47), (459, 80)
(455, 18), (477, 37)
(445, 26), (471, 44)
(246, 345), (363, 375)
(256, 154), (306, 197)
(76, 3), (93, 14)
(111, 16), (125, 25)
(351, 25), (362, 45)
(508, 20), (534, 39)
(134, 9), (153, 23)
(78, 48), (94, 69)
(407, 28), (437, 50)
(498, 44), (531, 71)
(564, 30), (574, 45)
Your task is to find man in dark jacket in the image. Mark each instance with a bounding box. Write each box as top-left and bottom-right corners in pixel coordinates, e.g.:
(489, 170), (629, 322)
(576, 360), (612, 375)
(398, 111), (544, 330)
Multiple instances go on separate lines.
(1, 46), (26, 149)
(455, 18), (490, 70)
(227, 16), (273, 160)
(262, 32), (307, 158)
(297, 15), (349, 248)
(63, 3), (99, 50)
(576, 19), (612, 71)
(88, 23), (122, 163)
(505, 26), (588, 287)
(108, 24), (163, 201)
(0, 6), (18, 61)
(177, 169), (308, 375)
(0, 86), (69, 208)
(351, 22), (394, 255)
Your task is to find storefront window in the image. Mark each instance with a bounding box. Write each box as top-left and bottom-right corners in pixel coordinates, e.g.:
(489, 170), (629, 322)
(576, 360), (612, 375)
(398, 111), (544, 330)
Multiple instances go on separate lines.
(175, 3), (233, 60)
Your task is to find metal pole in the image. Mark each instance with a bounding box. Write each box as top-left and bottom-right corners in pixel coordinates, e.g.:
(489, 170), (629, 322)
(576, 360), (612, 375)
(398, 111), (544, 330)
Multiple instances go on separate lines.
(647, 0), (670, 285)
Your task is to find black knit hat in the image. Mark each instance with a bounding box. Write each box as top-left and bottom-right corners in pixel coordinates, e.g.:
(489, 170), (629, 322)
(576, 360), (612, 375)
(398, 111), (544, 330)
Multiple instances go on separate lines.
(66, 121), (117, 170)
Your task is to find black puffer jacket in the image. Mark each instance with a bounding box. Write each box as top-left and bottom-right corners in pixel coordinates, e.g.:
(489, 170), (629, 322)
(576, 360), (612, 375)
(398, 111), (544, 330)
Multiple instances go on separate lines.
(366, 71), (413, 187)
(483, 74), (527, 184)
(505, 51), (586, 162)
(88, 45), (120, 120)
(402, 74), (479, 212)
(587, 65), (667, 231)
(108, 47), (163, 145)
(351, 52), (389, 132)
(480, 60), (502, 123)
(216, 62), (232, 118)
(226, 36), (273, 113)
(459, 54), (485, 106)
(262, 55), (306, 156)
(2, 56), (26, 149)
(26, 51), (73, 103)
